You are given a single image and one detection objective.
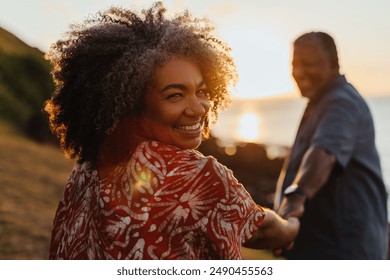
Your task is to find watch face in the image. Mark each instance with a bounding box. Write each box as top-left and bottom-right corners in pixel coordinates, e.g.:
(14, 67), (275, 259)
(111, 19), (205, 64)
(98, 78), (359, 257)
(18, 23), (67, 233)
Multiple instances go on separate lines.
(284, 184), (305, 197)
(284, 184), (299, 195)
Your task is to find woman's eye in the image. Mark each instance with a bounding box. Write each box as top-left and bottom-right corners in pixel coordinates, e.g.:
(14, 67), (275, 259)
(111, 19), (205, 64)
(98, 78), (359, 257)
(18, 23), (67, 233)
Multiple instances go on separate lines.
(167, 93), (183, 99)
(197, 89), (209, 96)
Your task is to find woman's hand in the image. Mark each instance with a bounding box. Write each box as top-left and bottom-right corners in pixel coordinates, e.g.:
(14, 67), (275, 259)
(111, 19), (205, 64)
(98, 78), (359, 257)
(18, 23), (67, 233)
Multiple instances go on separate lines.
(244, 208), (300, 250)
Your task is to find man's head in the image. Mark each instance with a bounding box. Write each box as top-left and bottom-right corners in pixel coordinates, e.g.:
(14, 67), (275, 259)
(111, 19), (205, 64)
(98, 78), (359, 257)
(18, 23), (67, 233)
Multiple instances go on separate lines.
(292, 32), (340, 101)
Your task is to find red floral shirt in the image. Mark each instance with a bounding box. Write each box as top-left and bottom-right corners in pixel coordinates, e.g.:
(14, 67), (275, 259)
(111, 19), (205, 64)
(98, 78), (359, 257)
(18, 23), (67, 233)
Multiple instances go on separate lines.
(49, 141), (265, 259)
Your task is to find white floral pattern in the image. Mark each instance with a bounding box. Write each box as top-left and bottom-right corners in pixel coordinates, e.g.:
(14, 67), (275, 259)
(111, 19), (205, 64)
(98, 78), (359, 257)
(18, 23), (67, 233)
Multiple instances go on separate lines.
(49, 141), (265, 259)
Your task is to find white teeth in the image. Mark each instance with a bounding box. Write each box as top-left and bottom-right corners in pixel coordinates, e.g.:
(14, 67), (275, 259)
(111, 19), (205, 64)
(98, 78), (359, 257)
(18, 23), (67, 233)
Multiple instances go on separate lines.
(177, 123), (201, 131)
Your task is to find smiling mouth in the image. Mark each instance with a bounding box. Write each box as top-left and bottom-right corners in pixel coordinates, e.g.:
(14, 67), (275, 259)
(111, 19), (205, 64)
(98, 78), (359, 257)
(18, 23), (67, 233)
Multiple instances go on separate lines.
(297, 78), (311, 88)
(175, 123), (201, 131)
(174, 122), (203, 137)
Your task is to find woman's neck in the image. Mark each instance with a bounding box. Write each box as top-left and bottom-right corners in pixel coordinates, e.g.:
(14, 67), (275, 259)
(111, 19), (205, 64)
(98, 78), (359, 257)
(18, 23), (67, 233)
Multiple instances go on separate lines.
(97, 117), (146, 179)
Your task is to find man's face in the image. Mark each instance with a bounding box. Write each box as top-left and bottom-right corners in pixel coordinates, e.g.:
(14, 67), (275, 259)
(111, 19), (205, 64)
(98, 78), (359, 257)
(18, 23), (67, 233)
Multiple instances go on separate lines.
(292, 41), (337, 100)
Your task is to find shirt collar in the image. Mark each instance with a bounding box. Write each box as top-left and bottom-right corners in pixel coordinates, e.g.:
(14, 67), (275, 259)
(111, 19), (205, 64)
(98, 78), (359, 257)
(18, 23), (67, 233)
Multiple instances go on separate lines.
(309, 74), (346, 105)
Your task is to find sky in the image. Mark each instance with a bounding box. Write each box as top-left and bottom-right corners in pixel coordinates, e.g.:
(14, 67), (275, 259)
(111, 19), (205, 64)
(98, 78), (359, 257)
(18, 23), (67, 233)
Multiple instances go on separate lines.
(0, 0), (389, 98)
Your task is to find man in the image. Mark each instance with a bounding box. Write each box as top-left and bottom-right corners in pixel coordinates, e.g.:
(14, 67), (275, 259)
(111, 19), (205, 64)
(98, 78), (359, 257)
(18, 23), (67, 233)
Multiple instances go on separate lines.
(274, 31), (388, 259)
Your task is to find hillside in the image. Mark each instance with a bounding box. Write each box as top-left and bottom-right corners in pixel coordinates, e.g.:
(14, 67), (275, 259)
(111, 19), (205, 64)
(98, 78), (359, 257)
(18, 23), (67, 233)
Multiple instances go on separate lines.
(0, 27), (54, 141)
(0, 122), (74, 259)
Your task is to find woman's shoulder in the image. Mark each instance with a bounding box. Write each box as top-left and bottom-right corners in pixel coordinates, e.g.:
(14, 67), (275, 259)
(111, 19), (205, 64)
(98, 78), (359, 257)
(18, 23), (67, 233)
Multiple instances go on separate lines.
(97, 140), (220, 183)
(68, 161), (98, 183)
(134, 140), (211, 160)
(132, 140), (224, 173)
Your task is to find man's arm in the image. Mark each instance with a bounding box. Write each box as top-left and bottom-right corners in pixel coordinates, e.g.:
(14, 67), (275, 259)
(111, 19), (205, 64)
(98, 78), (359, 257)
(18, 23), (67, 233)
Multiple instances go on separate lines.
(277, 146), (337, 218)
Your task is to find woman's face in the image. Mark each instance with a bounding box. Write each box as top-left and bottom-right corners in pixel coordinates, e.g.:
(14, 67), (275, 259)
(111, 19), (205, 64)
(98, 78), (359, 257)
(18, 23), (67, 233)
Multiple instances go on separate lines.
(138, 57), (210, 149)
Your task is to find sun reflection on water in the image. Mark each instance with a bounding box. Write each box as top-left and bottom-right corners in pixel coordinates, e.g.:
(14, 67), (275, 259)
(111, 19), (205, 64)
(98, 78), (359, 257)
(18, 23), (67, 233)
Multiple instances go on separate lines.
(236, 112), (261, 142)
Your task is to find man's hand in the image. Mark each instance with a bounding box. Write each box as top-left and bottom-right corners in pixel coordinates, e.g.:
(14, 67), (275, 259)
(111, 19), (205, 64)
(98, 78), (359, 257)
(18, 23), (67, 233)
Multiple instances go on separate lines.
(277, 194), (305, 219)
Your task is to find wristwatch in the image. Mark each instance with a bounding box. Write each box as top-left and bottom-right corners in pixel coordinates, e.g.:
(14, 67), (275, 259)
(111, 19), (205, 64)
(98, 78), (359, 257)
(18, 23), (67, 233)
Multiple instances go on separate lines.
(284, 184), (306, 198)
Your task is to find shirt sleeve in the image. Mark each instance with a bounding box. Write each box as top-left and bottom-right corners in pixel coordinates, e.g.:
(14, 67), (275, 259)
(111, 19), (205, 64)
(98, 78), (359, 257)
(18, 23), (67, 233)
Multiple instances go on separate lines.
(312, 96), (360, 168)
(207, 157), (266, 244)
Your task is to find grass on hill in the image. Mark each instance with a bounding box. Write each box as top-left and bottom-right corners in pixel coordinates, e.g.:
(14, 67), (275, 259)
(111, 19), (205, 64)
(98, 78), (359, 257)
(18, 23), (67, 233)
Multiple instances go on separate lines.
(0, 122), (73, 259)
(0, 27), (43, 55)
(0, 27), (54, 141)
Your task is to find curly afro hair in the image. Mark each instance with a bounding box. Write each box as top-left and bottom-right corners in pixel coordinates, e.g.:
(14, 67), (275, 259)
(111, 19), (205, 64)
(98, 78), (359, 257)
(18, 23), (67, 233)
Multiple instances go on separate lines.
(44, 2), (238, 162)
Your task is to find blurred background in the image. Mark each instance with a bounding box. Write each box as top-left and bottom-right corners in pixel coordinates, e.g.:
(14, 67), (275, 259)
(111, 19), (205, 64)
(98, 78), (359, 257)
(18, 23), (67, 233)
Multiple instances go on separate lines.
(0, 0), (389, 259)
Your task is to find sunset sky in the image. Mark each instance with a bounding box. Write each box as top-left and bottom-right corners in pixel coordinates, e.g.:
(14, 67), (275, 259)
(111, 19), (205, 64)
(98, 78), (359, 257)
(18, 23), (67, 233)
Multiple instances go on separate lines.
(1, 0), (389, 98)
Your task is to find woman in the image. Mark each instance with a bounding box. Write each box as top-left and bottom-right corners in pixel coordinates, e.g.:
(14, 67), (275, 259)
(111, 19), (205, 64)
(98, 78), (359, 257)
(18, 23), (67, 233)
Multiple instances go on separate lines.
(45, 2), (298, 260)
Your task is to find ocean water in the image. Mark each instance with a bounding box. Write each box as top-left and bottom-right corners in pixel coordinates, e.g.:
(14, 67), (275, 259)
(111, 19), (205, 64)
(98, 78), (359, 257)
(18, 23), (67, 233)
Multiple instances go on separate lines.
(211, 95), (390, 217)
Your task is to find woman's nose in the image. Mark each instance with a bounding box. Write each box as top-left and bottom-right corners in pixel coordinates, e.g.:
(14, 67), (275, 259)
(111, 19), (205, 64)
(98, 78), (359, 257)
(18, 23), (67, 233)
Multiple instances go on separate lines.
(185, 95), (209, 117)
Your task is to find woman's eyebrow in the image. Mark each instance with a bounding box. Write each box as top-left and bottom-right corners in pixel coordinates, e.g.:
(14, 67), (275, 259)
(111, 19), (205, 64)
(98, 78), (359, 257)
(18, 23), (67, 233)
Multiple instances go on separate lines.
(160, 80), (206, 93)
(160, 84), (187, 93)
